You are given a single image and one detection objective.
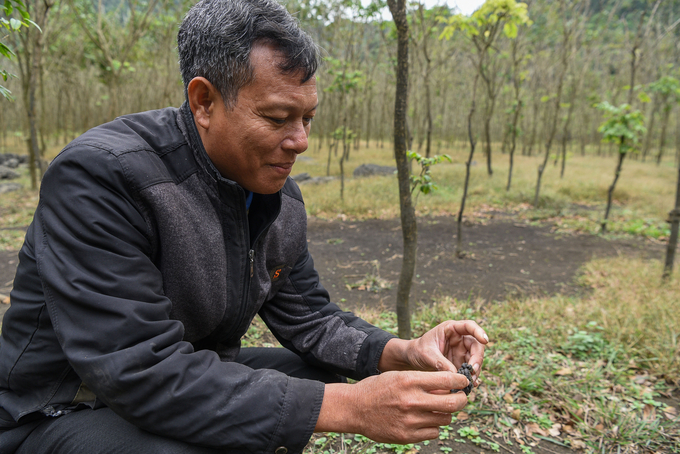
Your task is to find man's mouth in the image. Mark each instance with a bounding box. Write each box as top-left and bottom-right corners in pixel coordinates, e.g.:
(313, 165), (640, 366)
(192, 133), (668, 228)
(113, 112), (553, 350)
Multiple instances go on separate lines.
(270, 162), (295, 174)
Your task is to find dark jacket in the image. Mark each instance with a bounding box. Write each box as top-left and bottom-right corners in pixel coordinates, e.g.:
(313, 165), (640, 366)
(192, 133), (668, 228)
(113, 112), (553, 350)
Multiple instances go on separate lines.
(0, 103), (395, 453)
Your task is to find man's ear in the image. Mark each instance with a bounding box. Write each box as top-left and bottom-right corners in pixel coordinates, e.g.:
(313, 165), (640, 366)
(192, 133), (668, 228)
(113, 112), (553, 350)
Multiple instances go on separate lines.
(187, 77), (218, 131)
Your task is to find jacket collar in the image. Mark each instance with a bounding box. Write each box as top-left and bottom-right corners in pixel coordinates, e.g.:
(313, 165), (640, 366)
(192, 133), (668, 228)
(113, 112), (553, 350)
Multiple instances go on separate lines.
(177, 101), (232, 187)
(177, 101), (283, 241)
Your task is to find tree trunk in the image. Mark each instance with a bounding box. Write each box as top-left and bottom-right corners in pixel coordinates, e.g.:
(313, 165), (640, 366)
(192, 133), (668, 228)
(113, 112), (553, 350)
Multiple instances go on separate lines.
(642, 100), (658, 162)
(507, 100), (522, 191)
(21, 0), (53, 188)
(483, 100), (493, 176)
(387, 0), (415, 340)
(602, 145), (626, 233)
(657, 105), (671, 166)
(456, 74), (480, 258)
(534, 17), (570, 206)
(527, 97), (539, 157)
(663, 158), (680, 280)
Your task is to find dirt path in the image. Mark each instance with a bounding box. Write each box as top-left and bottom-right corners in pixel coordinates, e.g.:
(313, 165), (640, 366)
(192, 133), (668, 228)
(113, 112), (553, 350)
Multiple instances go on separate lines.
(306, 215), (662, 311)
(0, 215), (662, 325)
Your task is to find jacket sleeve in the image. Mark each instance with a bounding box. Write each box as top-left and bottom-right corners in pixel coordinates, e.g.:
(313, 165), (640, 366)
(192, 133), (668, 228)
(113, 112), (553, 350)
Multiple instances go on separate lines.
(259, 242), (396, 381)
(34, 145), (323, 453)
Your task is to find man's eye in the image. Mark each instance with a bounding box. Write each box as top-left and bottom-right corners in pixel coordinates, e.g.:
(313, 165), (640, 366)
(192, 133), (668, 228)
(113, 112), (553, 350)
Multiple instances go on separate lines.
(269, 117), (286, 125)
(303, 117), (314, 125)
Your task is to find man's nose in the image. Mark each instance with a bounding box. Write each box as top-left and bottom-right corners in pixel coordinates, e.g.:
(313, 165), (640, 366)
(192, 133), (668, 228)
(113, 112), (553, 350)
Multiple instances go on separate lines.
(283, 120), (309, 154)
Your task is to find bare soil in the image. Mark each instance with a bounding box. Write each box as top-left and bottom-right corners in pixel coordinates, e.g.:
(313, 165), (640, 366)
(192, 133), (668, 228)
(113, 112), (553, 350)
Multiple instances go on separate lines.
(0, 215), (673, 453)
(0, 214), (662, 316)
(306, 214), (662, 311)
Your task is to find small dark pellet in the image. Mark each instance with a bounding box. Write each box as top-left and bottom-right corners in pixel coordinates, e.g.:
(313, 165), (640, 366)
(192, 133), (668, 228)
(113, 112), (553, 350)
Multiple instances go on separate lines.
(452, 363), (474, 395)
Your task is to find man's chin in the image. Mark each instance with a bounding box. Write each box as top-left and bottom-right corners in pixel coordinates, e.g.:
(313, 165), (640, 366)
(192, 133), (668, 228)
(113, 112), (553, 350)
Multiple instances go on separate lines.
(246, 177), (288, 195)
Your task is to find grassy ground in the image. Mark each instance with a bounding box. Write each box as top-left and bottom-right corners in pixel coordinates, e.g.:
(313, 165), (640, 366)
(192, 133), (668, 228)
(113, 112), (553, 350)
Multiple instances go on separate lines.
(297, 138), (676, 240)
(2, 137), (679, 451)
(243, 256), (679, 453)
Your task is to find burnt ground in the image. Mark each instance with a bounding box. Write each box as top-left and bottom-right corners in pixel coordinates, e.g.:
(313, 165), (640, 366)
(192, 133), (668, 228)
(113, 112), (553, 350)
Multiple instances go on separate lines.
(0, 215), (675, 453)
(306, 214), (662, 311)
(0, 214), (662, 316)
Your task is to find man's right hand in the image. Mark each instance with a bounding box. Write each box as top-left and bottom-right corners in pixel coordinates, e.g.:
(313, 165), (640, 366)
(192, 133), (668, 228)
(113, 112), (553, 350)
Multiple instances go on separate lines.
(314, 370), (470, 444)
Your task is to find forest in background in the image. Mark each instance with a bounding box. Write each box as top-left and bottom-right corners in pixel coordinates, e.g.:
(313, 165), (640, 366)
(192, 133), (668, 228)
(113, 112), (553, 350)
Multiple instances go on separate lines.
(2, 0), (680, 175)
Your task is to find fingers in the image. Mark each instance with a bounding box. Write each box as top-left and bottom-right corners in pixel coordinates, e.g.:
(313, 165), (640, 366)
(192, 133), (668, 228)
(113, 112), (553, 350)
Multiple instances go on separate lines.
(447, 320), (489, 345)
(400, 320), (489, 383)
(443, 320), (488, 378)
(351, 371), (470, 445)
(407, 372), (470, 414)
(419, 370), (471, 394)
(465, 335), (486, 381)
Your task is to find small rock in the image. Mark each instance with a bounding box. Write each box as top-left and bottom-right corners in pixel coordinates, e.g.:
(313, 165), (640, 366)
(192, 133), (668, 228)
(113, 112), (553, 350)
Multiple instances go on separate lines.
(0, 166), (20, 180)
(298, 176), (336, 185)
(292, 172), (311, 182)
(353, 164), (397, 178)
(0, 183), (22, 193)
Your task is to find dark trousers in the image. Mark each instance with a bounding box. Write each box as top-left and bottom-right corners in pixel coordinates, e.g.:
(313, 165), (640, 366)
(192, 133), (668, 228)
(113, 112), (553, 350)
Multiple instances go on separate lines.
(0, 348), (342, 454)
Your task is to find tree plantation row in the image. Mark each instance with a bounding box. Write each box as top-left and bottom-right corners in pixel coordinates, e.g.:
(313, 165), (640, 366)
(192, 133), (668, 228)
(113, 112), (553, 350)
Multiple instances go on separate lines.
(2, 0), (680, 174)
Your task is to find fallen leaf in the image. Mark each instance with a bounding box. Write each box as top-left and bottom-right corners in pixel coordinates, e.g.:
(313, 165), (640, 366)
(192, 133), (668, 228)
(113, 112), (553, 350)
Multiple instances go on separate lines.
(510, 409), (521, 421)
(633, 374), (651, 384)
(548, 424), (561, 437)
(512, 428), (522, 439)
(456, 411), (469, 421)
(663, 406), (677, 420)
(643, 403), (656, 421)
(503, 393), (514, 404)
(554, 367), (573, 376)
(562, 424), (575, 433)
(595, 424), (604, 431)
(569, 439), (586, 449)
(525, 422), (547, 438)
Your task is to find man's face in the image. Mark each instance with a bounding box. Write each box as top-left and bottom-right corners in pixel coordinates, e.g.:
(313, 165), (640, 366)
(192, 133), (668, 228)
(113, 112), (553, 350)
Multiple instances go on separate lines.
(199, 43), (318, 194)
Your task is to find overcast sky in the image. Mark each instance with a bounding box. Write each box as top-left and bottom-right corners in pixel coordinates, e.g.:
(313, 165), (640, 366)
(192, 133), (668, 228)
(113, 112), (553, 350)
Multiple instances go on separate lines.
(436, 0), (485, 15)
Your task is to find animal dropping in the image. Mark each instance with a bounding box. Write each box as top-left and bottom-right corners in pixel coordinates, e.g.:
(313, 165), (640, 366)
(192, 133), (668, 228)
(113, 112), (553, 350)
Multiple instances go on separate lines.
(453, 363), (474, 395)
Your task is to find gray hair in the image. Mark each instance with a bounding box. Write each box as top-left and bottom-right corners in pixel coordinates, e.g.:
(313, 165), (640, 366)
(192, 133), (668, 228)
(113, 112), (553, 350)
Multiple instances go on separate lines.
(178, 0), (319, 107)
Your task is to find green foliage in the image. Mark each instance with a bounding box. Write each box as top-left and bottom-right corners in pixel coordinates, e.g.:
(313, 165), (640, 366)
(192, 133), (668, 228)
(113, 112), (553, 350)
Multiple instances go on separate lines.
(438, 0), (531, 41)
(323, 56), (364, 93)
(595, 102), (646, 155)
(563, 321), (607, 359)
(407, 150), (451, 196)
(647, 75), (680, 113)
(0, 0), (38, 100)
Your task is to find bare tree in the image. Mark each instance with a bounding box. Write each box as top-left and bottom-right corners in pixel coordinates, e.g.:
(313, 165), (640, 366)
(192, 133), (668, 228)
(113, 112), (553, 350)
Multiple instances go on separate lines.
(534, 0), (579, 206)
(387, 0), (415, 340)
(663, 159), (680, 280)
(15, 0), (55, 188)
(66, 0), (163, 121)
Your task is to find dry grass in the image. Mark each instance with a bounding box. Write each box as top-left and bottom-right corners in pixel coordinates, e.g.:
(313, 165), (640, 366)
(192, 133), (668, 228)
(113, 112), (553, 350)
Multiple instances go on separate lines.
(343, 254), (680, 452)
(297, 139), (677, 239)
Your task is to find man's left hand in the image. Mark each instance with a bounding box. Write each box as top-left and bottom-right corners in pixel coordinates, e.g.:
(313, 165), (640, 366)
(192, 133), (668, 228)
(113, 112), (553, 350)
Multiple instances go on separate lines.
(378, 320), (488, 384)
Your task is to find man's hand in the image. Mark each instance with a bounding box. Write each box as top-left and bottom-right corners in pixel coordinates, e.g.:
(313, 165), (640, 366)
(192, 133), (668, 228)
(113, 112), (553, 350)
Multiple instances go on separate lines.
(316, 371), (470, 444)
(378, 320), (488, 384)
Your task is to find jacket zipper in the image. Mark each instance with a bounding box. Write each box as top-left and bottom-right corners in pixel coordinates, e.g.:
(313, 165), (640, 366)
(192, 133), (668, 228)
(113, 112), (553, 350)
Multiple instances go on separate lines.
(231, 192), (281, 341)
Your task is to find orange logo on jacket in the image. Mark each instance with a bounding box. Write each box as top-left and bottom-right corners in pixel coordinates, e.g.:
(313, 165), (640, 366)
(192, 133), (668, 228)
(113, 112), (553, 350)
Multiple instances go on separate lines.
(269, 265), (287, 282)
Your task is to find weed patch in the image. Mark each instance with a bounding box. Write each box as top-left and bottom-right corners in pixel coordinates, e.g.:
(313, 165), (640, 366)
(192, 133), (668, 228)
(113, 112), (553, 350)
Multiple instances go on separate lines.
(299, 255), (679, 453)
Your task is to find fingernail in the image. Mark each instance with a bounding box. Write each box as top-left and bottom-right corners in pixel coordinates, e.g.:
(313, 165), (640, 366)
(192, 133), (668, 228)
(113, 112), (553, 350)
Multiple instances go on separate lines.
(483, 333), (489, 343)
(473, 363), (479, 373)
